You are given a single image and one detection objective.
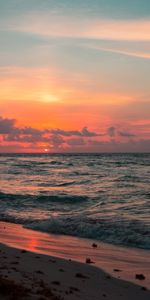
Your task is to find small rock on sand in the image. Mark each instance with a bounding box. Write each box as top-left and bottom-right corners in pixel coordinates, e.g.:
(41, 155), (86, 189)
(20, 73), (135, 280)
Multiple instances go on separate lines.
(92, 243), (97, 248)
(86, 258), (94, 264)
(135, 274), (146, 280)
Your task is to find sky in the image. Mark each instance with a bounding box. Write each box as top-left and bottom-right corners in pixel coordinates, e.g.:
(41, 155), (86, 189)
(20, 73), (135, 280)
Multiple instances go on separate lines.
(0, 0), (150, 152)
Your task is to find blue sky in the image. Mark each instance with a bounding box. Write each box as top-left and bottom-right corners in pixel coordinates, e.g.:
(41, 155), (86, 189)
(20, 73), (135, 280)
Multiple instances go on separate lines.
(1, 0), (150, 18)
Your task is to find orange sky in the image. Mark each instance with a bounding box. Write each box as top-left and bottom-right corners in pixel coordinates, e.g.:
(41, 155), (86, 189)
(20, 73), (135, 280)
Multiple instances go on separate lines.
(0, 1), (150, 152)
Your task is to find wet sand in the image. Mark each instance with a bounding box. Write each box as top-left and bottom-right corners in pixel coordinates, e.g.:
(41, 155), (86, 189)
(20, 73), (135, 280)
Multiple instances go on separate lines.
(0, 221), (149, 299)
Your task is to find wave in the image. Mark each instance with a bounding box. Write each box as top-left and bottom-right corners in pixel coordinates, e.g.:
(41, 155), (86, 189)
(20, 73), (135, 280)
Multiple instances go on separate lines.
(0, 153), (149, 251)
(55, 181), (77, 187)
(0, 190), (149, 250)
(0, 213), (149, 249)
(55, 180), (91, 187)
(0, 192), (88, 204)
(48, 160), (64, 165)
(25, 216), (150, 250)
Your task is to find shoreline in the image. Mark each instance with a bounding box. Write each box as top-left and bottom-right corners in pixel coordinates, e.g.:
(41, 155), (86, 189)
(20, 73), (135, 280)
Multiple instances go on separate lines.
(0, 221), (150, 289)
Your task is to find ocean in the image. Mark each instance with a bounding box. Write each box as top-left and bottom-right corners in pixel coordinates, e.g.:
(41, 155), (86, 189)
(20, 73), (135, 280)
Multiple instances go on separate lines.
(0, 153), (149, 250)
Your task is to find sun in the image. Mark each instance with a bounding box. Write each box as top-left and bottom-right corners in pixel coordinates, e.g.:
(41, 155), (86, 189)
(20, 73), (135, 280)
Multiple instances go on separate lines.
(44, 148), (49, 152)
(41, 93), (60, 103)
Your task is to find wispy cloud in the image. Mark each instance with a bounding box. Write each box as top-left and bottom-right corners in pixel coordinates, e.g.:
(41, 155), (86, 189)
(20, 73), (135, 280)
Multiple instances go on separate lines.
(81, 44), (150, 59)
(1, 12), (150, 41)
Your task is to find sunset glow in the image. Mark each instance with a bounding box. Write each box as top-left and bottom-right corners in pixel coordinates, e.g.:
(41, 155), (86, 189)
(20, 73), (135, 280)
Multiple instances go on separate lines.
(0, 0), (150, 152)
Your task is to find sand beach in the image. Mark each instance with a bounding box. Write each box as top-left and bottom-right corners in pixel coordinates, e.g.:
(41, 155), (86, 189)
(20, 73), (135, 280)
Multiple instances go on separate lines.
(0, 222), (149, 300)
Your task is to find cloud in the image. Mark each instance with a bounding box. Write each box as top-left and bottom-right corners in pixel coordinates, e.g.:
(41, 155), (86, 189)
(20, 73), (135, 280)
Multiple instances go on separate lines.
(81, 127), (100, 137)
(0, 116), (137, 142)
(107, 126), (116, 137)
(0, 116), (16, 134)
(21, 127), (44, 135)
(119, 131), (136, 137)
(0, 116), (101, 147)
(1, 12), (150, 41)
(88, 140), (105, 146)
(82, 44), (150, 60)
(4, 133), (47, 143)
(1, 116), (148, 152)
(107, 126), (136, 138)
(50, 135), (65, 148)
(49, 128), (82, 137)
(67, 138), (86, 146)
(44, 127), (101, 137)
(87, 138), (150, 153)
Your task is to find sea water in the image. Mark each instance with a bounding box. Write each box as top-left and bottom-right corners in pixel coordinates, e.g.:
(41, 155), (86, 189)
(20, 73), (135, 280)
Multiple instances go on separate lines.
(0, 153), (149, 249)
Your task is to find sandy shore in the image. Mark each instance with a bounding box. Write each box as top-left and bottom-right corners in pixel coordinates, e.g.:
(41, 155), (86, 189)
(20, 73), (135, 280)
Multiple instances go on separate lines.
(0, 222), (150, 300)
